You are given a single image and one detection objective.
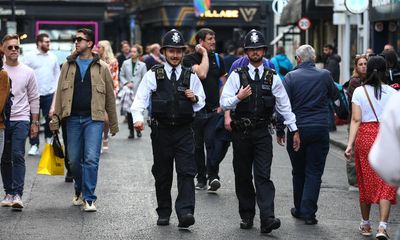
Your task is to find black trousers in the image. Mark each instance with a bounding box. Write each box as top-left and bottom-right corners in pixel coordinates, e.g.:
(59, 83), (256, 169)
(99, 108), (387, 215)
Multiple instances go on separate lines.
(127, 112), (134, 131)
(193, 111), (219, 183)
(232, 125), (275, 221)
(151, 123), (196, 218)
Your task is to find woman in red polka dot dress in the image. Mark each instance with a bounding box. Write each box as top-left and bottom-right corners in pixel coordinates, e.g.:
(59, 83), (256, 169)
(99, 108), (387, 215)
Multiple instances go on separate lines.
(344, 56), (398, 240)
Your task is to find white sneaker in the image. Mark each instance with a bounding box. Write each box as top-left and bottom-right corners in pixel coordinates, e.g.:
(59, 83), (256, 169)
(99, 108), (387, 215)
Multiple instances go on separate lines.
(1, 194), (14, 207)
(348, 186), (359, 192)
(11, 194), (24, 210)
(28, 145), (39, 156)
(72, 193), (84, 206)
(83, 200), (97, 212)
(45, 137), (53, 144)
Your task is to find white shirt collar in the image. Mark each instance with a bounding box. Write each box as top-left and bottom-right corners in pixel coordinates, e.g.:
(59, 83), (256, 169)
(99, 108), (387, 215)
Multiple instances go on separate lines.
(247, 63), (264, 76)
(164, 62), (182, 75)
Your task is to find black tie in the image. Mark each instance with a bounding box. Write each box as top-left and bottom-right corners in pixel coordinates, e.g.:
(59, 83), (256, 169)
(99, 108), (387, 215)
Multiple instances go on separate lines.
(171, 68), (177, 82)
(254, 68), (260, 81)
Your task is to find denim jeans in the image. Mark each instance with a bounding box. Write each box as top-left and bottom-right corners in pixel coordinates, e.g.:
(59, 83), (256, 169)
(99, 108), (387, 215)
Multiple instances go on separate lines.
(30, 93), (54, 146)
(1, 121), (29, 196)
(66, 116), (104, 201)
(286, 126), (330, 220)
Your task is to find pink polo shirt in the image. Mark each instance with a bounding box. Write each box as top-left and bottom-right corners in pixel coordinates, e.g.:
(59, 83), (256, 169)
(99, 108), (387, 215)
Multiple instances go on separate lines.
(3, 62), (39, 121)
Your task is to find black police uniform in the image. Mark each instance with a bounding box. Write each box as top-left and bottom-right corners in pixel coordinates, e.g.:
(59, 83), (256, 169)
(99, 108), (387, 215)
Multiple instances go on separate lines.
(131, 29), (205, 228)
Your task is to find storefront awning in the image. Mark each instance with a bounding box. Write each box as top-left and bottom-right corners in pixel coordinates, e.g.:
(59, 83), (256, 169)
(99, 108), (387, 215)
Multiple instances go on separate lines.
(280, 0), (302, 25)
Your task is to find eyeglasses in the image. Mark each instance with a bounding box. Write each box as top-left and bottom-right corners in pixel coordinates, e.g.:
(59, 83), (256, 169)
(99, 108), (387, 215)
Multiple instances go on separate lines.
(7, 45), (20, 51)
(73, 36), (89, 42)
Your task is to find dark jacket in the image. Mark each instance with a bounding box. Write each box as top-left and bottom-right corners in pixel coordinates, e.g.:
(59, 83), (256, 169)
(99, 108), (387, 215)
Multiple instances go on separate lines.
(324, 54), (341, 83)
(279, 61), (339, 132)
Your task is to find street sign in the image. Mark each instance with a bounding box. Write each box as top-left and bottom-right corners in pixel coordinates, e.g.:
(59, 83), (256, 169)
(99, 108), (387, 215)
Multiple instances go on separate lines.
(345, 0), (369, 14)
(6, 21), (17, 34)
(297, 17), (311, 31)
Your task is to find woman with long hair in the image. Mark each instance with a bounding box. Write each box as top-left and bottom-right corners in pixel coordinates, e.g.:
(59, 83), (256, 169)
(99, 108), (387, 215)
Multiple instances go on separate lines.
(344, 56), (397, 240)
(345, 55), (368, 191)
(97, 40), (119, 151)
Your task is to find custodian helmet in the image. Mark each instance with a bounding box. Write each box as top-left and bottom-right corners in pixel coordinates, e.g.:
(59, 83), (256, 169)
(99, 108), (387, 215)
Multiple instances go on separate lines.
(243, 29), (267, 50)
(161, 29), (186, 51)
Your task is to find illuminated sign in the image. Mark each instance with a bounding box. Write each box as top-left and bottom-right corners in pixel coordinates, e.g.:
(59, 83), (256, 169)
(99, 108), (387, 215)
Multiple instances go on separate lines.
(200, 10), (239, 18)
(372, 0), (391, 7)
(200, 8), (258, 22)
(0, 7), (26, 16)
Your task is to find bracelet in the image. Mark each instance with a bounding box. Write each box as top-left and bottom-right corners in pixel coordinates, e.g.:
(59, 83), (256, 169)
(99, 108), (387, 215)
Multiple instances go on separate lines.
(31, 120), (40, 126)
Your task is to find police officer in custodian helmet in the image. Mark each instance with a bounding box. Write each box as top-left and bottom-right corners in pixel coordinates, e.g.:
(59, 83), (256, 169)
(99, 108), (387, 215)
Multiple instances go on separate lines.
(220, 29), (301, 234)
(131, 29), (205, 228)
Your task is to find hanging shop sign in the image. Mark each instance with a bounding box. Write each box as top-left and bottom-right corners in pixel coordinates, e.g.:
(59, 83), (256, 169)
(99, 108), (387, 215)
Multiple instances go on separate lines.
(345, 0), (369, 14)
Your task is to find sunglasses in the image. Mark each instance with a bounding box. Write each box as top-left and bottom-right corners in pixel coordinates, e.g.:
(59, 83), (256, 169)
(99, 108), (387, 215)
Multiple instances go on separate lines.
(73, 36), (89, 42)
(7, 45), (20, 51)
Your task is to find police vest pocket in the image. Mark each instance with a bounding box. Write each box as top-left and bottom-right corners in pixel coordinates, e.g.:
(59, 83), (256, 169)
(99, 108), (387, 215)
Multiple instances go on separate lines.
(152, 99), (169, 113)
(178, 100), (193, 114)
(262, 96), (276, 108)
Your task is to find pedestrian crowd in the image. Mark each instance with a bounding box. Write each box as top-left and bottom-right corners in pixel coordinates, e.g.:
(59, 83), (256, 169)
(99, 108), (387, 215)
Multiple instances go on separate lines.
(0, 27), (399, 240)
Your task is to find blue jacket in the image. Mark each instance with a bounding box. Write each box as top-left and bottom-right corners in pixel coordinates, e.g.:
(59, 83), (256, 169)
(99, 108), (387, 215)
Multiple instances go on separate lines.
(277, 61), (338, 134)
(271, 54), (293, 80)
(228, 56), (275, 75)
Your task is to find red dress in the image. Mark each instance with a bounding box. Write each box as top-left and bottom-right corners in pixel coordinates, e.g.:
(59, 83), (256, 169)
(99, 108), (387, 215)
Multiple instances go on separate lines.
(355, 122), (397, 204)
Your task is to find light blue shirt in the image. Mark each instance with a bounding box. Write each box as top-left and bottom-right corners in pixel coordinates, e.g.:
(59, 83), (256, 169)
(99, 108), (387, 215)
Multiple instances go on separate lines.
(76, 57), (92, 80)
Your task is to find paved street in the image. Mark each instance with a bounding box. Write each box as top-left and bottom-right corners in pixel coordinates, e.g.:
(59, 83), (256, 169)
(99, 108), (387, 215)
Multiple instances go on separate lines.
(1, 122), (399, 240)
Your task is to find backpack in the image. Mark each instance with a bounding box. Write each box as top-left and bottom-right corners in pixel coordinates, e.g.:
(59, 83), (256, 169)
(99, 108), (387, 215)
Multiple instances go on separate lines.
(333, 82), (349, 120)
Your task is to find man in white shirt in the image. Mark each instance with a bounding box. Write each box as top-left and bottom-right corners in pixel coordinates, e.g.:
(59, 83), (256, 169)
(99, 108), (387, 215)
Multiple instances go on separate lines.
(24, 33), (60, 155)
(220, 29), (300, 234)
(131, 29), (205, 229)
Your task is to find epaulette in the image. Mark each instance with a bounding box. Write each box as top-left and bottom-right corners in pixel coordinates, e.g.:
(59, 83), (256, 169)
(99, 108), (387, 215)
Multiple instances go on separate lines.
(150, 64), (164, 72)
(182, 66), (194, 74)
(267, 68), (277, 75)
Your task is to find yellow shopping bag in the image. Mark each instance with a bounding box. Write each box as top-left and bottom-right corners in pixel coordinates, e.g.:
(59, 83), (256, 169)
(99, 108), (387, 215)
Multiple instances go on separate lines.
(37, 144), (65, 176)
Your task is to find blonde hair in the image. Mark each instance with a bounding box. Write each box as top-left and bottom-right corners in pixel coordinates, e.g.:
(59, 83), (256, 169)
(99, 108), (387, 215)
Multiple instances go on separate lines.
(98, 40), (115, 64)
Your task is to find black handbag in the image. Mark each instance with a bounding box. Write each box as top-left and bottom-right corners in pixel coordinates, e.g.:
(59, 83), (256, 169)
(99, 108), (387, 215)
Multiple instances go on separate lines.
(52, 133), (65, 159)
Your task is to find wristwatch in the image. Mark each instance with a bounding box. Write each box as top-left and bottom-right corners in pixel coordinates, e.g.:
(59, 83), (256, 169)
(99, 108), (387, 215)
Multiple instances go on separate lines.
(31, 120), (40, 126)
(192, 95), (199, 103)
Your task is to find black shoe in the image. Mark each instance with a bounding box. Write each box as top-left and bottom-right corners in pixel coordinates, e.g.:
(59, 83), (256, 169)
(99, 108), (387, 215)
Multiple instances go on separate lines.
(136, 130), (142, 138)
(208, 178), (221, 192)
(240, 218), (253, 229)
(304, 218), (318, 225)
(128, 130), (135, 139)
(260, 218), (281, 233)
(157, 217), (170, 226)
(178, 214), (195, 228)
(65, 172), (73, 183)
(195, 181), (207, 190)
(290, 208), (302, 219)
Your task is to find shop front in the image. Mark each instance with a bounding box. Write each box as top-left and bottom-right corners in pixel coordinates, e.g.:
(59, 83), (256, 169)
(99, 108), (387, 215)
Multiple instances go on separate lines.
(137, 0), (275, 54)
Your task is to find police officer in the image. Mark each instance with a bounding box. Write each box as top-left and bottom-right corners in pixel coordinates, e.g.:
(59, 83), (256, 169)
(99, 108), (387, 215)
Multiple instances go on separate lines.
(220, 30), (300, 233)
(131, 29), (205, 228)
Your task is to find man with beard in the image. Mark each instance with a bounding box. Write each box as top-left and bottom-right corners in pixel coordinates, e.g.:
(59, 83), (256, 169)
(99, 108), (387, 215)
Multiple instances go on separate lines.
(53, 28), (119, 212)
(131, 29), (205, 228)
(220, 30), (300, 234)
(24, 33), (60, 156)
(323, 44), (341, 83)
(183, 28), (227, 192)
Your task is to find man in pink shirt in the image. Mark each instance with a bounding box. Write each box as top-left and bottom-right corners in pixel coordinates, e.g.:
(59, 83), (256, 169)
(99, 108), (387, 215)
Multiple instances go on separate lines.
(0, 34), (39, 211)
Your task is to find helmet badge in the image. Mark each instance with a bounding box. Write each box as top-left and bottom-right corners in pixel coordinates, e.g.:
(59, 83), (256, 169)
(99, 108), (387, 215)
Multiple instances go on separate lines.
(250, 32), (259, 43)
(172, 32), (181, 44)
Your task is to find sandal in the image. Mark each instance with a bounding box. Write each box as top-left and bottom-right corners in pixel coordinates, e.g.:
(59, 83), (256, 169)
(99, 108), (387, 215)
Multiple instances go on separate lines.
(359, 223), (372, 236)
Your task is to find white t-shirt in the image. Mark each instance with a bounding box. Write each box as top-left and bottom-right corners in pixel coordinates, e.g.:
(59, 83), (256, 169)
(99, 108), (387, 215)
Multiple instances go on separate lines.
(352, 84), (397, 122)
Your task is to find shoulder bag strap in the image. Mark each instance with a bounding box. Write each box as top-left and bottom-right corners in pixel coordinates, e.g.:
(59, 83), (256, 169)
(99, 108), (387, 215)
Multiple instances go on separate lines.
(362, 85), (379, 122)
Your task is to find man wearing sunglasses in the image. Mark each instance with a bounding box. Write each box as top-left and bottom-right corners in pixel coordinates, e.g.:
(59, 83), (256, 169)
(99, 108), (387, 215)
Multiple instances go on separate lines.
(1, 34), (40, 211)
(53, 28), (119, 212)
(23, 33), (61, 157)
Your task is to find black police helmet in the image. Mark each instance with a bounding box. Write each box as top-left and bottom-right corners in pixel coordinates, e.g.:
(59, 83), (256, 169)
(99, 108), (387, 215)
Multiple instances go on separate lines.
(243, 29), (267, 50)
(161, 29), (186, 51)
